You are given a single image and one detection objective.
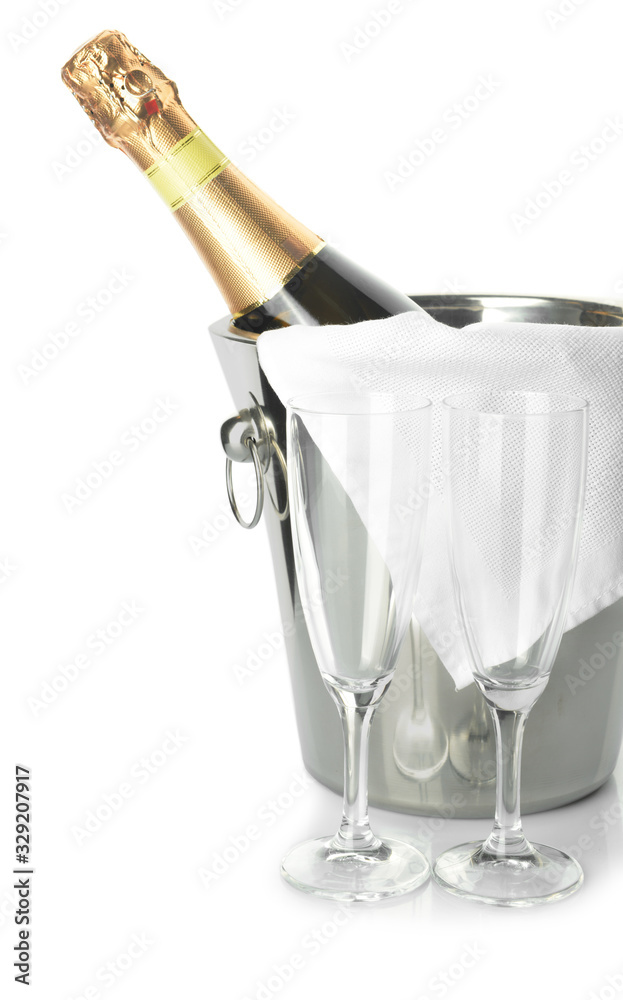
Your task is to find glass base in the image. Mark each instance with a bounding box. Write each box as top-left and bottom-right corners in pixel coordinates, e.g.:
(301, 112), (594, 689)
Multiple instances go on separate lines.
(432, 840), (583, 907)
(281, 836), (430, 902)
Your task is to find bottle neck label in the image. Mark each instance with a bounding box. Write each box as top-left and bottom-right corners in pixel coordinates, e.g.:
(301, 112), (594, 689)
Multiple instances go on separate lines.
(144, 128), (230, 211)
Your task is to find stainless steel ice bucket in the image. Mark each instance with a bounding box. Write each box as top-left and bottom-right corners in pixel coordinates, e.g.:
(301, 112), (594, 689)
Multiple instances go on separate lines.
(212, 294), (623, 817)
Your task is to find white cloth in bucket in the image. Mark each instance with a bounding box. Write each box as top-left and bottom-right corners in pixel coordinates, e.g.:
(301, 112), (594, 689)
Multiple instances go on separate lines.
(258, 310), (623, 688)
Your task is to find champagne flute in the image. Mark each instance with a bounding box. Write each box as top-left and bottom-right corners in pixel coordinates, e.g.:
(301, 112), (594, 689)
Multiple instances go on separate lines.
(433, 389), (588, 906)
(282, 392), (432, 901)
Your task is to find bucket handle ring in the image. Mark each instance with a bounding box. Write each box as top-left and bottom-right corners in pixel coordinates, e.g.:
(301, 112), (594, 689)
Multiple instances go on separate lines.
(221, 394), (288, 529)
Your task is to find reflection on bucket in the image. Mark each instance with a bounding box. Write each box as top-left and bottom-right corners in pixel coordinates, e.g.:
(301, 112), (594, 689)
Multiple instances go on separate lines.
(393, 618), (449, 780)
(449, 689), (496, 785)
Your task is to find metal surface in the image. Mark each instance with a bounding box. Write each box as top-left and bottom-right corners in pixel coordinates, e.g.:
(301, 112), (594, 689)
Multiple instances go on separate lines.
(220, 391), (274, 466)
(211, 293), (623, 817)
(221, 392), (288, 527)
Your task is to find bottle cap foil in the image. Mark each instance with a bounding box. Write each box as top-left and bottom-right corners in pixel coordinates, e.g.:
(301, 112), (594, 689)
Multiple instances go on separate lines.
(61, 29), (183, 148)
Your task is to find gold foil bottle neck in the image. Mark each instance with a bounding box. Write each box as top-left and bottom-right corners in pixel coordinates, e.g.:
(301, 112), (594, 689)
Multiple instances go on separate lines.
(61, 31), (324, 318)
(61, 30), (194, 156)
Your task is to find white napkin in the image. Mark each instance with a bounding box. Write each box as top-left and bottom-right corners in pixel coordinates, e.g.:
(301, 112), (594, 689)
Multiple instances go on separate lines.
(257, 310), (623, 688)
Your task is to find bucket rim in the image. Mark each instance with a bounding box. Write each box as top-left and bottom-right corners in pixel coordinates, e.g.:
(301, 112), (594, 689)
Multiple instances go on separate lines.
(208, 292), (623, 342)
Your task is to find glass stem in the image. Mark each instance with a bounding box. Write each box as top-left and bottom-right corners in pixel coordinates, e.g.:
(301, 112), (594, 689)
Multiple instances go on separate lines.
(483, 705), (532, 858)
(331, 687), (385, 852)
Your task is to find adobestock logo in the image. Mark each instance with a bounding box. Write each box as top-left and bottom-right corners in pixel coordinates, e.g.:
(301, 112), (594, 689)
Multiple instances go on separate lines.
(417, 944), (486, 1000)
(562, 799), (623, 867)
(521, 503), (582, 568)
(187, 503), (241, 554)
(564, 633), (623, 694)
(241, 905), (356, 1000)
(413, 793), (468, 846)
(7, 0), (73, 53)
(231, 625), (292, 685)
(198, 771), (312, 888)
(546, 0), (592, 29)
(384, 76), (501, 190)
(66, 932), (154, 999)
(17, 268), (134, 385)
(236, 108), (297, 163)
(0, 557), (17, 586)
(27, 600), (145, 716)
(394, 479), (435, 521)
(511, 116), (623, 233)
(187, 502), (242, 555)
(61, 397), (180, 513)
(51, 125), (104, 182)
(211, 0), (248, 18)
(340, 1), (416, 63)
(187, 465), (257, 555)
(443, 276), (468, 294)
(588, 972), (623, 1000)
(231, 569), (349, 684)
(71, 730), (190, 846)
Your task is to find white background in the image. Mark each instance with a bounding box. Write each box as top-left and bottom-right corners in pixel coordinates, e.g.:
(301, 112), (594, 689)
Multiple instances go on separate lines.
(1, 0), (623, 997)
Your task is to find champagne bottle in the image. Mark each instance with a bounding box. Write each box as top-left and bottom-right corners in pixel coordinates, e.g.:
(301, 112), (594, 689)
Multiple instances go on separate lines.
(61, 30), (423, 337)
